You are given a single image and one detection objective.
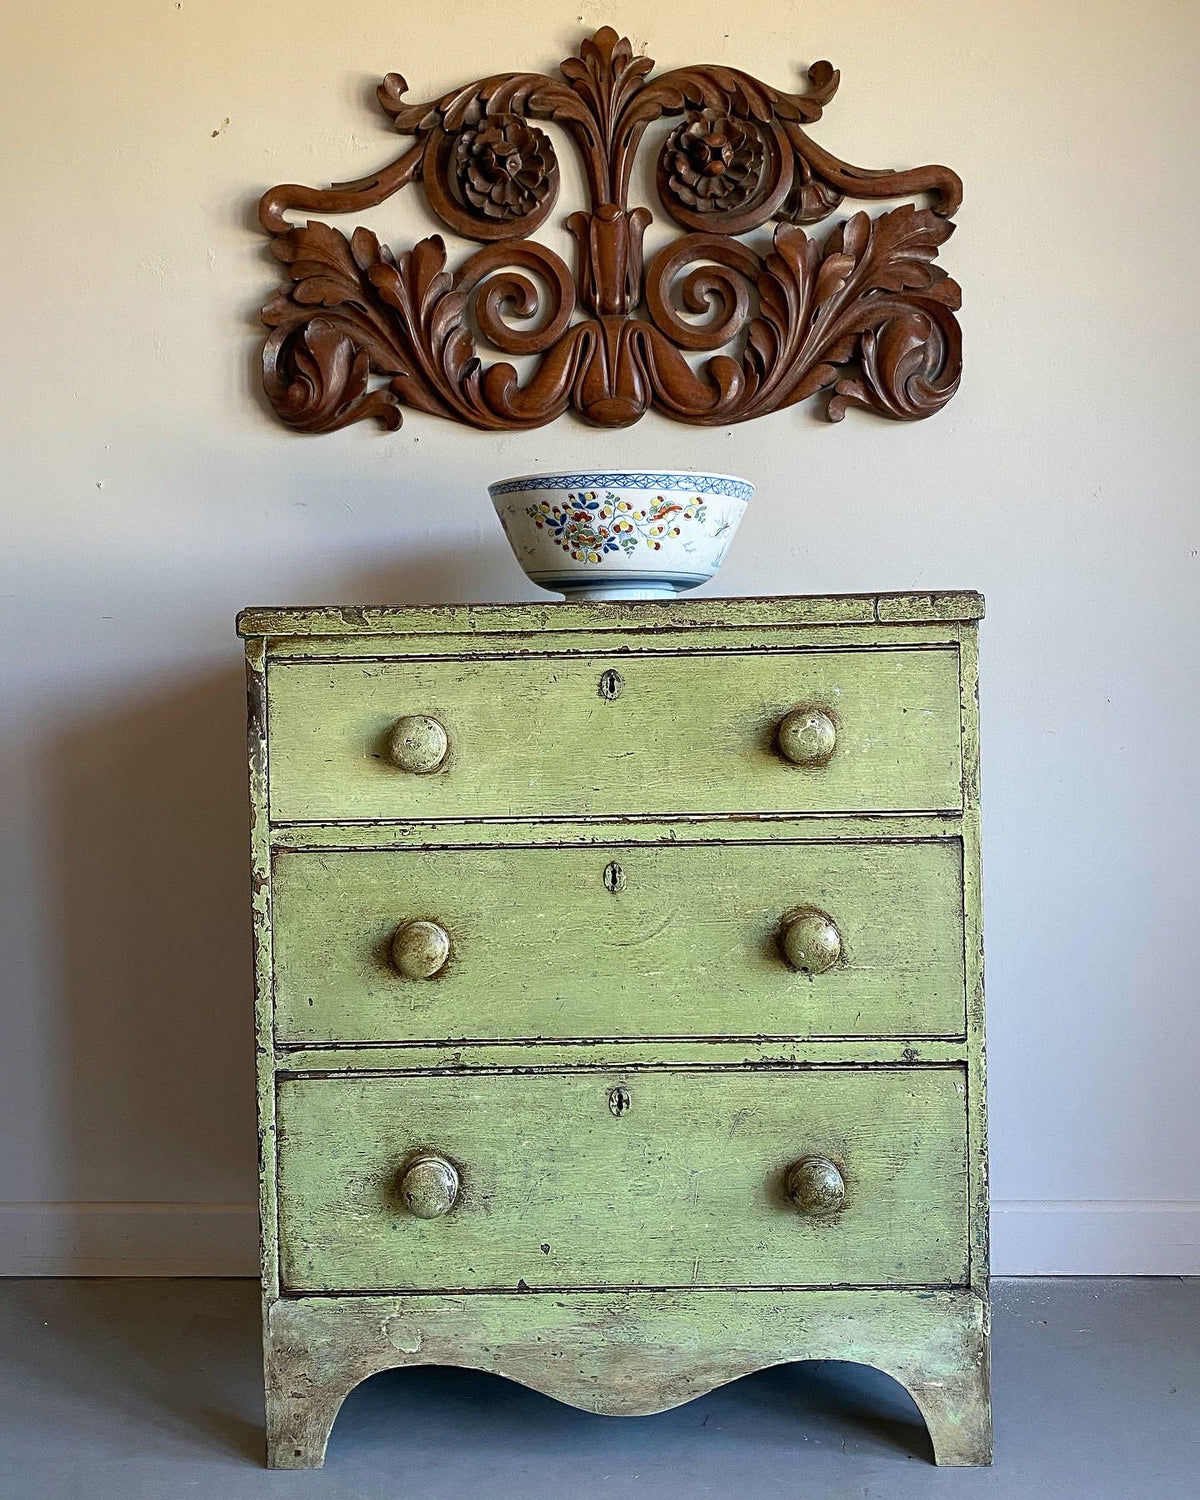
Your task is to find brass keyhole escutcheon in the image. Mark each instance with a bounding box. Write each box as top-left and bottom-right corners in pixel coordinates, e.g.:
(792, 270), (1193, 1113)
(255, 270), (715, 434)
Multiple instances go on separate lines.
(609, 1086), (631, 1117)
(603, 861), (626, 893)
(598, 669), (625, 700)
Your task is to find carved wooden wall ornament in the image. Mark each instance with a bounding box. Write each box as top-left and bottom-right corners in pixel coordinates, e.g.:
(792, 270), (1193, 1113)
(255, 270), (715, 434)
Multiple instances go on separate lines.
(258, 27), (963, 435)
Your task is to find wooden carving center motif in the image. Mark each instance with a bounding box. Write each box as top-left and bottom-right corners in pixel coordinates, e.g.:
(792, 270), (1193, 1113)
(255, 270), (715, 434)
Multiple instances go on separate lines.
(258, 27), (963, 435)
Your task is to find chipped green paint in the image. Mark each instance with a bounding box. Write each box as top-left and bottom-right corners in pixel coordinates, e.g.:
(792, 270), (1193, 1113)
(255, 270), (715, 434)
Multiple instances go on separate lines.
(276, 1067), (969, 1293)
(264, 1290), (991, 1468)
(235, 591), (984, 639)
(241, 595), (990, 1469)
(265, 646), (965, 823)
(271, 839), (967, 1044)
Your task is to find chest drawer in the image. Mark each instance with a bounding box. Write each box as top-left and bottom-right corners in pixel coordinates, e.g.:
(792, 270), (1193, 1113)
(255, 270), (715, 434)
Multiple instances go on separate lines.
(276, 1067), (969, 1293)
(272, 839), (966, 1044)
(265, 646), (963, 823)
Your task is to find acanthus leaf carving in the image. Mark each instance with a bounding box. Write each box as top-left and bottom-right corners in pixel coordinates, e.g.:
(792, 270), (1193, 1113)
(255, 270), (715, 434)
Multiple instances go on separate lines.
(258, 26), (963, 436)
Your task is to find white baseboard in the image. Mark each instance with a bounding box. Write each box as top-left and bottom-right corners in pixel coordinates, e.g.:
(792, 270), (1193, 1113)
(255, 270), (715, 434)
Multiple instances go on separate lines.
(1, 1200), (1196, 1277)
(990, 1200), (1200, 1276)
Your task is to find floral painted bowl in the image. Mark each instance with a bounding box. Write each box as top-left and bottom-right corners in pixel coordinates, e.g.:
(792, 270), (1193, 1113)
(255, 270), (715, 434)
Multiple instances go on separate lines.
(489, 470), (754, 601)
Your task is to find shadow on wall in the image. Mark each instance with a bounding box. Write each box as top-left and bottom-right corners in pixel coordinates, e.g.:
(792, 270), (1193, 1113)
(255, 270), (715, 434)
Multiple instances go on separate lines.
(48, 547), (520, 1246)
(52, 669), (254, 1215)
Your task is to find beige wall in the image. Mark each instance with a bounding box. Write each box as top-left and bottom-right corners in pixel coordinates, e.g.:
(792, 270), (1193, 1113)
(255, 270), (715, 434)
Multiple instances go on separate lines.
(2, 0), (1198, 1273)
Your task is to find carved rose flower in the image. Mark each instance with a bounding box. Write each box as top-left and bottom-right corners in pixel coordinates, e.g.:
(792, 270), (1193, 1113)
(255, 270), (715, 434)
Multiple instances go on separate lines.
(664, 109), (766, 212)
(453, 114), (557, 220)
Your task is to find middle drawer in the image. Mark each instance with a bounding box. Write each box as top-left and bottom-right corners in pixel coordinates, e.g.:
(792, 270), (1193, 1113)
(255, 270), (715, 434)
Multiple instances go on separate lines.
(272, 840), (966, 1043)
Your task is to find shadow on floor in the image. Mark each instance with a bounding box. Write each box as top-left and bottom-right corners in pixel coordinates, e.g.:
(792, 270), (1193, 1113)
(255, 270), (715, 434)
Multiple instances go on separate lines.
(0, 1277), (930, 1469)
(2, 1279), (264, 1463)
(334, 1355), (931, 1466)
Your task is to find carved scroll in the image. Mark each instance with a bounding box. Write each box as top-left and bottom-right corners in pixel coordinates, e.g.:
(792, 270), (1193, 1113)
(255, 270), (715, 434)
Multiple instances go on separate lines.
(258, 27), (962, 434)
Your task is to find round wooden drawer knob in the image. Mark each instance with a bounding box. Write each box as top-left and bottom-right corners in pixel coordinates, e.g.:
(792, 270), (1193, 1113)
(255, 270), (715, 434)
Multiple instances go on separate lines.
(776, 707), (837, 766)
(786, 1156), (846, 1217)
(390, 919), (451, 979)
(387, 714), (448, 773)
(399, 1154), (460, 1219)
(780, 908), (843, 974)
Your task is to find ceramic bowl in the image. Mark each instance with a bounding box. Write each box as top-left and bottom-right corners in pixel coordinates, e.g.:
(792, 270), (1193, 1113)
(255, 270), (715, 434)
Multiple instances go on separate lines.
(489, 469), (754, 601)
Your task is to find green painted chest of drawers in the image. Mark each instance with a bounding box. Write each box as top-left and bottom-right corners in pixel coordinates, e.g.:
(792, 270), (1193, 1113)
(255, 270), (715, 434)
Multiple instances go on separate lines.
(238, 593), (991, 1469)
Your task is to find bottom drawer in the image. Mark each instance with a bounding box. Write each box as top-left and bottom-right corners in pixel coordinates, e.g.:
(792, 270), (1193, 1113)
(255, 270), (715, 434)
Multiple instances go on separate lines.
(276, 1067), (969, 1293)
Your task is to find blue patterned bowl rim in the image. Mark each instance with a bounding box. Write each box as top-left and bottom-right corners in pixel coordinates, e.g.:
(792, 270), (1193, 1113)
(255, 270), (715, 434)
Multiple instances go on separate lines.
(489, 470), (755, 502)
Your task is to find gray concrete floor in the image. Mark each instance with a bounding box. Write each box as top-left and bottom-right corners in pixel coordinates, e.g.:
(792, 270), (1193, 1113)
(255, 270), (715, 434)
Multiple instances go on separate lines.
(0, 1279), (1195, 1498)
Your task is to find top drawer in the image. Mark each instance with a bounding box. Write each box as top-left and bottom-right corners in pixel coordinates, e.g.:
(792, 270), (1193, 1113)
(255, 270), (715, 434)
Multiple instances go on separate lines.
(266, 646), (963, 823)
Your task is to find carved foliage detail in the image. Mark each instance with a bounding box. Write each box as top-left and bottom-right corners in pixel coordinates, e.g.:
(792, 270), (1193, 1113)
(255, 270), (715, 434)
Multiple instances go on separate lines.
(259, 26), (963, 434)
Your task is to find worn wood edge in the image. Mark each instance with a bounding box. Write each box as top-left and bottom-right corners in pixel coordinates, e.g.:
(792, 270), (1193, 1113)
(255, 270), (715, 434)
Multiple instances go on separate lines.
(959, 623), (990, 1296)
(247, 639), (278, 1305)
(875, 591), (985, 623)
(263, 627), (964, 660)
(248, 632), (283, 1478)
(270, 817), (967, 852)
(276, 1039), (969, 1071)
(269, 815), (968, 847)
(263, 1287), (991, 1468)
(237, 592), (984, 639)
